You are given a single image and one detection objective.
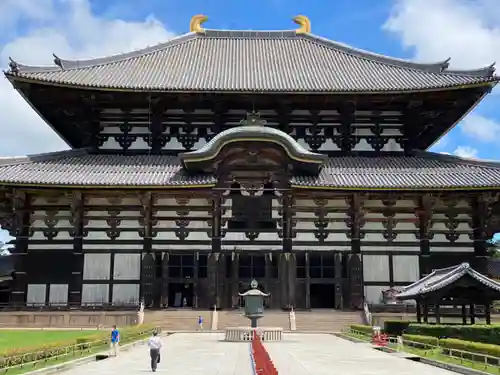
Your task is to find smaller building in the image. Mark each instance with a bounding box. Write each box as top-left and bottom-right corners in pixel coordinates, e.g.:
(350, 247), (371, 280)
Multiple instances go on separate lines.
(396, 263), (500, 324)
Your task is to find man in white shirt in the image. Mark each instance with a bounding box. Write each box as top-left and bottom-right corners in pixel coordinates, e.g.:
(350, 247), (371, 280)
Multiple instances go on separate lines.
(147, 331), (163, 372)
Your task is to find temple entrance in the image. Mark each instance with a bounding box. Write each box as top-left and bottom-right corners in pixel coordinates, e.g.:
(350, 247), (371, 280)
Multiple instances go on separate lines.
(168, 283), (193, 307)
(310, 283), (335, 308)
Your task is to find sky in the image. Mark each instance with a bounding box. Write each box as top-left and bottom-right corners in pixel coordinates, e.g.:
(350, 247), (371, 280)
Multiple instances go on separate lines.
(0, 0), (499, 244)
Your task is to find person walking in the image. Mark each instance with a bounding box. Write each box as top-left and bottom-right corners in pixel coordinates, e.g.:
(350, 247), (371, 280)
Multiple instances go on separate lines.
(197, 315), (204, 331)
(110, 325), (120, 356)
(147, 331), (163, 372)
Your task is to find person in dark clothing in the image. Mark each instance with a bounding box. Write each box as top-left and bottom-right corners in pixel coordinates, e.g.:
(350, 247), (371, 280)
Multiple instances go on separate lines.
(147, 331), (163, 372)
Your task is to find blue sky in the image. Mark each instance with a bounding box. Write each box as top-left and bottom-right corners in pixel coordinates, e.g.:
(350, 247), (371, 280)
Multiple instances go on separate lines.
(0, 0), (499, 244)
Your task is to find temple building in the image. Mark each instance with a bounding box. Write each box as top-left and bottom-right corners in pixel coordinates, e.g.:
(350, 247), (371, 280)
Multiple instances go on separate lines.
(1, 15), (500, 310)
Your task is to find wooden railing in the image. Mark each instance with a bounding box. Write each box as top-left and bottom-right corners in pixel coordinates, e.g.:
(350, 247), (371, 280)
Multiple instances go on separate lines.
(343, 327), (500, 370)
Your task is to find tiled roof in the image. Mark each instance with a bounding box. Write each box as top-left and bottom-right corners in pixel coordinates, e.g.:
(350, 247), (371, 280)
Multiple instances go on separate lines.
(6, 30), (499, 93)
(395, 263), (500, 300)
(1, 149), (500, 189)
(294, 153), (500, 189)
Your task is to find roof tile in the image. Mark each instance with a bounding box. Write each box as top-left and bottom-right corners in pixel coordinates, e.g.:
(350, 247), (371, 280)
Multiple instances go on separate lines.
(1, 150), (500, 189)
(6, 30), (499, 92)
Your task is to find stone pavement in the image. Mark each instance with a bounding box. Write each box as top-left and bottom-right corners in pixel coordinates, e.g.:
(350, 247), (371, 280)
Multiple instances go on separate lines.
(55, 333), (254, 375)
(265, 333), (455, 375)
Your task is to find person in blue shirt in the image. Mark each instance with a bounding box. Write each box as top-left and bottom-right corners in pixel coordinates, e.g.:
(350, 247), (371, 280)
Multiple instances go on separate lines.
(110, 325), (120, 356)
(197, 315), (204, 331)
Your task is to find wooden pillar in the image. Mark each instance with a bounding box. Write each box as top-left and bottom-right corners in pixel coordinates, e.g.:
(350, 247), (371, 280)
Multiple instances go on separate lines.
(472, 194), (490, 273)
(140, 193), (154, 305)
(279, 253), (288, 309)
(69, 192), (84, 307)
(282, 192), (293, 253)
(305, 252), (310, 309)
(334, 253), (343, 309)
(435, 303), (441, 324)
(210, 192), (222, 309)
(416, 301), (422, 323)
(470, 303), (475, 324)
(161, 253), (169, 307)
(462, 304), (467, 325)
(423, 302), (429, 323)
(8, 191), (30, 306)
(193, 252), (199, 308)
(287, 253), (297, 309)
(109, 252), (116, 306)
(485, 302), (491, 325)
(418, 195), (432, 277)
(347, 193), (364, 310)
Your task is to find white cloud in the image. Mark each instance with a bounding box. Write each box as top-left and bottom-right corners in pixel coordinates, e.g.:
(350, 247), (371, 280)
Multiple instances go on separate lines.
(460, 114), (500, 143)
(0, 0), (175, 156)
(385, 0), (500, 150)
(384, 0), (500, 69)
(453, 146), (479, 159)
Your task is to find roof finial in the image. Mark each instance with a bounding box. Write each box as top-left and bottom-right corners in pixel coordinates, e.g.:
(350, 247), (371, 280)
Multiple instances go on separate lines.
(53, 54), (63, 69)
(293, 15), (311, 34)
(190, 14), (208, 33)
(8, 57), (19, 73)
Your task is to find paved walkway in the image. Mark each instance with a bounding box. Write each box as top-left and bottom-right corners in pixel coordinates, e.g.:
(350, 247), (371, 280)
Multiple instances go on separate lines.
(57, 333), (254, 375)
(265, 334), (455, 375)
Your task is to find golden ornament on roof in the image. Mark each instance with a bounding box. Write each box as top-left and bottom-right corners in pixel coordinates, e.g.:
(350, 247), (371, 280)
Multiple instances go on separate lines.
(293, 15), (311, 34)
(190, 14), (208, 33)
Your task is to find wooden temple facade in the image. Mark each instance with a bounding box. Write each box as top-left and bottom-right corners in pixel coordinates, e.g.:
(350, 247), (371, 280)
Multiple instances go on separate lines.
(1, 15), (500, 310)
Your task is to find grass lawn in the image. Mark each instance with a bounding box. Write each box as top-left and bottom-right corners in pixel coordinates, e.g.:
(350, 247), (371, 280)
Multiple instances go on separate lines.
(0, 330), (101, 351)
(343, 331), (499, 375)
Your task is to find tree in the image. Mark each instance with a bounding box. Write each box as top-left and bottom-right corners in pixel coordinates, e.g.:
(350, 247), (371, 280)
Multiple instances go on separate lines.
(486, 238), (500, 258)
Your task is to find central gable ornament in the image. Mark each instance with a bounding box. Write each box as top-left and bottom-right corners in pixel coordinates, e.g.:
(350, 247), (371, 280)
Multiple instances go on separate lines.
(240, 111), (267, 127)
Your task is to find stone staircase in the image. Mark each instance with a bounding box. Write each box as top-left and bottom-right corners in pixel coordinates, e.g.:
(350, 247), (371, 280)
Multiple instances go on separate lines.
(258, 310), (290, 330)
(294, 310), (363, 332)
(216, 310), (250, 329)
(144, 310), (212, 331)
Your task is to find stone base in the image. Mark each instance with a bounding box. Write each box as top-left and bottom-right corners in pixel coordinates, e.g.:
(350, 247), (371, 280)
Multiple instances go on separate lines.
(225, 327), (283, 342)
(0, 311), (138, 328)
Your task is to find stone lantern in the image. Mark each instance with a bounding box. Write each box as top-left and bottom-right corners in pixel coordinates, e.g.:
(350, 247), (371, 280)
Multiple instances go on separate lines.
(238, 279), (269, 328)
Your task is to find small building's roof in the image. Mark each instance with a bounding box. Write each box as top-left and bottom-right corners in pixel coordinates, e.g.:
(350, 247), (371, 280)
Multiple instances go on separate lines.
(180, 112), (327, 173)
(5, 16), (498, 93)
(1, 149), (500, 189)
(395, 263), (500, 300)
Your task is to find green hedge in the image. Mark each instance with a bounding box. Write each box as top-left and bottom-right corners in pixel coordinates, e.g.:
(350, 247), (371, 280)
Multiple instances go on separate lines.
(402, 334), (439, 346)
(383, 320), (413, 336)
(349, 324), (373, 335)
(0, 325), (157, 369)
(405, 324), (500, 345)
(402, 334), (500, 359)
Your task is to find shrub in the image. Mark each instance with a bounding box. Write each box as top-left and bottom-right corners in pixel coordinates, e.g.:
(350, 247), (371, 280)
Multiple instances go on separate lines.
(401, 334), (500, 361)
(383, 320), (413, 336)
(405, 324), (500, 345)
(350, 324), (373, 335)
(440, 338), (500, 359)
(402, 334), (439, 347)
